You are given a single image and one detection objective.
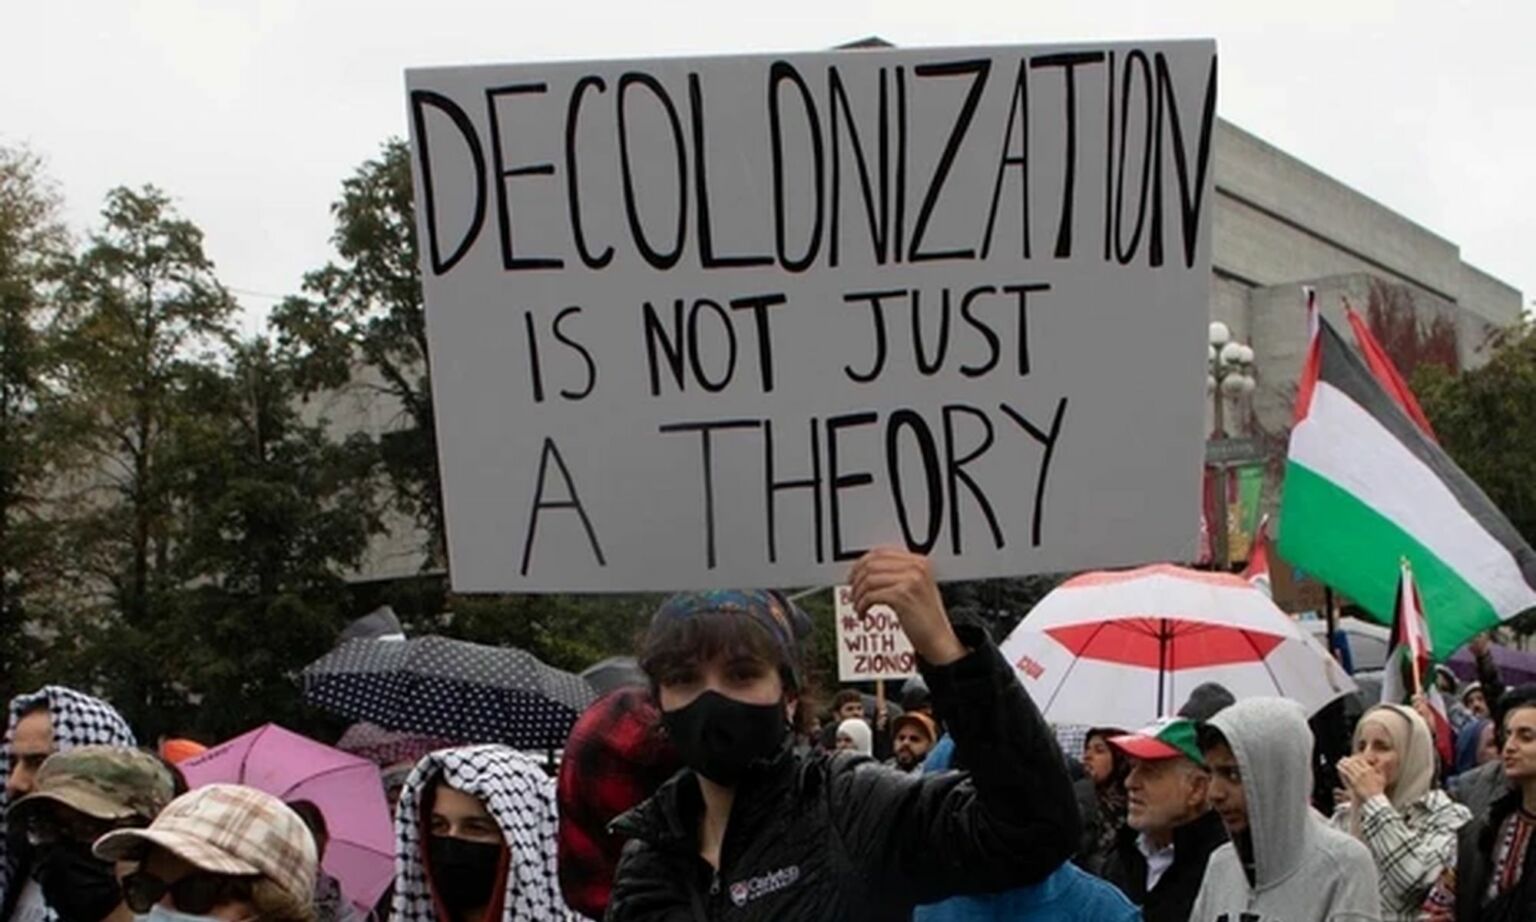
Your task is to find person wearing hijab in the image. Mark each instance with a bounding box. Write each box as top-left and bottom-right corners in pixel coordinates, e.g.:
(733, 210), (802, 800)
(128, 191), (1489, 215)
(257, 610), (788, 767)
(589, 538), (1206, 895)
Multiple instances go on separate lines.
(1449, 718), (1497, 779)
(2, 687), (136, 922)
(834, 719), (873, 756)
(1329, 703), (1471, 921)
(392, 746), (574, 922)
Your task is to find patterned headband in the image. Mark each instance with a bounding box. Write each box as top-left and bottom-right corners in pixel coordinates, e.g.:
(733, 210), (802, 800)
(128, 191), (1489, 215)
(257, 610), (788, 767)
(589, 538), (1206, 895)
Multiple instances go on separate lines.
(652, 590), (813, 687)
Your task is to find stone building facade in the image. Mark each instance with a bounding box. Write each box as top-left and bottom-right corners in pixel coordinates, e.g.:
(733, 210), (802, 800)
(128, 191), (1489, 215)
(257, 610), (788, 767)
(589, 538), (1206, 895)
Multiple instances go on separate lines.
(1210, 121), (1519, 439)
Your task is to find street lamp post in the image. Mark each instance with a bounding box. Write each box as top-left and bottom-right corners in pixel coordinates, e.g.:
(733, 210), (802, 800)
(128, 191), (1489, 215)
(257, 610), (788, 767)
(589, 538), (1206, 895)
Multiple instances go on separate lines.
(1207, 321), (1256, 570)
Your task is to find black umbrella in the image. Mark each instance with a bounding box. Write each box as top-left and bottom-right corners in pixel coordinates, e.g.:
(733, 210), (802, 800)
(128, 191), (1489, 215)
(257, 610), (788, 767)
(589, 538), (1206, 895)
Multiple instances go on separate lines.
(301, 636), (596, 750)
(580, 656), (647, 695)
(340, 605), (406, 643)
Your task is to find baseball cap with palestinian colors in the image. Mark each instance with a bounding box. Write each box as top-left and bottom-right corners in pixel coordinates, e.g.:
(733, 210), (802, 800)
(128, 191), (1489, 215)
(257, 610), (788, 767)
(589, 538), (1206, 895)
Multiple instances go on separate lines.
(94, 784), (318, 903)
(1108, 716), (1206, 765)
(9, 746), (175, 824)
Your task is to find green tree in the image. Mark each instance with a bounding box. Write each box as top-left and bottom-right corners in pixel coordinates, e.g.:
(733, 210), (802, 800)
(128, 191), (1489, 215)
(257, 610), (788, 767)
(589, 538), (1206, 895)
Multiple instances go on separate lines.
(268, 141), (665, 682)
(272, 140), (445, 567)
(166, 337), (382, 739)
(49, 185), (236, 731)
(0, 146), (72, 700)
(444, 593), (658, 675)
(1416, 322), (1536, 634)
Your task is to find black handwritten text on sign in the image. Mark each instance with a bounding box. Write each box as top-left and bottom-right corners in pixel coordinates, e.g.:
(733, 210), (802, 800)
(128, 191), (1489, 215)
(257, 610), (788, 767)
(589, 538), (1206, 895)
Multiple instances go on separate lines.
(407, 41), (1216, 592)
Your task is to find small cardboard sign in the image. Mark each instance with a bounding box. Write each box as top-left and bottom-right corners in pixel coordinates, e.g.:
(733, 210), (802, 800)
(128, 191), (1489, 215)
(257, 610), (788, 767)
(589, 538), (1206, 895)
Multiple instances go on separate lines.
(835, 585), (918, 681)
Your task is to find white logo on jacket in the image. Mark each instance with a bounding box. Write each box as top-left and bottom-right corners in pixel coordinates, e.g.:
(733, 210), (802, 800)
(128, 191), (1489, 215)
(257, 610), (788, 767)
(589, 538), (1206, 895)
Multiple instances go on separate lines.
(727, 865), (802, 906)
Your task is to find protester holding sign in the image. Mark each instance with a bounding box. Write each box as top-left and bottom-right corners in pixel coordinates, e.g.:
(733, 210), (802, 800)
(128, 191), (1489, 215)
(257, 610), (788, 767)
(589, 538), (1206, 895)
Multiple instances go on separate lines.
(605, 547), (1080, 920)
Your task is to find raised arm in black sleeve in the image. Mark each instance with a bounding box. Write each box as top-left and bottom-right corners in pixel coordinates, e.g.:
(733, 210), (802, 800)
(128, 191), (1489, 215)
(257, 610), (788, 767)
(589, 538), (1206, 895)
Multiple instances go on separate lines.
(828, 623), (1081, 908)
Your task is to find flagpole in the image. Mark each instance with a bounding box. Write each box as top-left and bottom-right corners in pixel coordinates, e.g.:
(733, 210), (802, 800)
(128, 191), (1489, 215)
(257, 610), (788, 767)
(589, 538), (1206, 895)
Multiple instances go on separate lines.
(1403, 560), (1423, 696)
(1324, 587), (1339, 662)
(1157, 618), (1170, 716)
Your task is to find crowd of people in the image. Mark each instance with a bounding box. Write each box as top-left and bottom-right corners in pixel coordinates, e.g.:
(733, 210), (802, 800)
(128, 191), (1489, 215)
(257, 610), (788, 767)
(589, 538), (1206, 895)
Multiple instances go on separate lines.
(3, 548), (1535, 921)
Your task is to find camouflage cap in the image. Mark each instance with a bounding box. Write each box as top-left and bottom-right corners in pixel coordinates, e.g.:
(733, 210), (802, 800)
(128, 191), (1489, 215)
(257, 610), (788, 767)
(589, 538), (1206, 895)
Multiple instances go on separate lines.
(10, 745), (176, 823)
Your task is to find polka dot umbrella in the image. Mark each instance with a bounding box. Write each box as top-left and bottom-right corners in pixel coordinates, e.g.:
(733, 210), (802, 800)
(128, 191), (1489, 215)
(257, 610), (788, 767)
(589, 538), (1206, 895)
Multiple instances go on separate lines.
(301, 636), (597, 750)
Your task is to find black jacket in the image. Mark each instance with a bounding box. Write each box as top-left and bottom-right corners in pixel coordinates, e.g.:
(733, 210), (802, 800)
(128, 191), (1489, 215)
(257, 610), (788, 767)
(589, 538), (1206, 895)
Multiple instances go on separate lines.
(604, 625), (1081, 921)
(1452, 791), (1536, 922)
(1101, 809), (1226, 922)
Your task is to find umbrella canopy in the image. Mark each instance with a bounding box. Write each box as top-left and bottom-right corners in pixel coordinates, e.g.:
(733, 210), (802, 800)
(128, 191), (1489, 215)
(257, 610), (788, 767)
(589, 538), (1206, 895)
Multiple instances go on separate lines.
(1300, 616), (1392, 673)
(580, 656), (647, 695)
(335, 722), (458, 768)
(1001, 564), (1356, 728)
(302, 636), (596, 750)
(1447, 642), (1536, 687)
(340, 605), (406, 643)
(178, 724), (393, 913)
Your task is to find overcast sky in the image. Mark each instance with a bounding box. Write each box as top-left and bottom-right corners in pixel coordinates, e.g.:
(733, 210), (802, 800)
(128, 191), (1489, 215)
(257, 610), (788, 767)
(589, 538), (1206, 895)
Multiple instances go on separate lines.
(5, 1), (1530, 332)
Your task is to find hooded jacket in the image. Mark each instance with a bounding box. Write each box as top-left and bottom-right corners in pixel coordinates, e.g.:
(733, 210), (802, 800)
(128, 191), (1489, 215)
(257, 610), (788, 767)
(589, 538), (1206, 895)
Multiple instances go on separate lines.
(392, 746), (575, 922)
(1188, 697), (1383, 922)
(0, 686), (136, 922)
(604, 626), (1081, 921)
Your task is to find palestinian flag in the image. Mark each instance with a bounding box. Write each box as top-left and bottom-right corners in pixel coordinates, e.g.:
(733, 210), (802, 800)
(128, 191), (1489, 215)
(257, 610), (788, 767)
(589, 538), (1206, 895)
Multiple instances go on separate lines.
(1380, 561), (1455, 767)
(1344, 304), (1438, 441)
(1243, 515), (1272, 598)
(1278, 318), (1536, 654)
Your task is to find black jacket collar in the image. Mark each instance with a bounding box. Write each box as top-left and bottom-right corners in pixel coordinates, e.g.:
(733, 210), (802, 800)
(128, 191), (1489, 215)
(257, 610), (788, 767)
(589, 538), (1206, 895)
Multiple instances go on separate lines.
(611, 743), (802, 852)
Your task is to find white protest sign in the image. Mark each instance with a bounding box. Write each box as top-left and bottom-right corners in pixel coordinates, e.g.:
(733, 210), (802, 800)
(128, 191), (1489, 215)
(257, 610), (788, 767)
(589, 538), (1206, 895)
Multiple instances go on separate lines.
(835, 585), (917, 682)
(407, 40), (1216, 591)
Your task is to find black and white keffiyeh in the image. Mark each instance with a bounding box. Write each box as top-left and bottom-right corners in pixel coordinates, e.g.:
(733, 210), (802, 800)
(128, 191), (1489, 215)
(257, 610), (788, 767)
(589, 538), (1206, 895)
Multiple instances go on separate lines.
(392, 745), (574, 922)
(0, 686), (137, 915)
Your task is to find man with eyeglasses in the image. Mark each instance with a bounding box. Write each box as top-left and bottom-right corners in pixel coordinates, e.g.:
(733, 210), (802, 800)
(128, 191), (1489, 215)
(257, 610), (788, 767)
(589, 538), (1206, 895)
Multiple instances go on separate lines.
(5, 747), (175, 922)
(2, 688), (138, 922)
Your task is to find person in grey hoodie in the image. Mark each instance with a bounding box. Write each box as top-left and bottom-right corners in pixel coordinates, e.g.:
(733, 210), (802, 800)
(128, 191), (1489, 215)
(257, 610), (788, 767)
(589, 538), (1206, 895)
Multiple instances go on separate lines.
(1188, 697), (1383, 922)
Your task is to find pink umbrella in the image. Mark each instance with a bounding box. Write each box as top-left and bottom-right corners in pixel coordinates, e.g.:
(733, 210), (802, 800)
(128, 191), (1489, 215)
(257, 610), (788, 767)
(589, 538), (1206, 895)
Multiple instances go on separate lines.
(179, 724), (394, 913)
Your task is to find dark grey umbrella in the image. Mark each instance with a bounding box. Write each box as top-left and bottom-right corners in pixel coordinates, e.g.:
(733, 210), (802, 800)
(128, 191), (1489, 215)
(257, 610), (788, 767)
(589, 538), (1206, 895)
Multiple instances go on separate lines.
(340, 605), (406, 643)
(580, 656), (647, 695)
(301, 636), (596, 750)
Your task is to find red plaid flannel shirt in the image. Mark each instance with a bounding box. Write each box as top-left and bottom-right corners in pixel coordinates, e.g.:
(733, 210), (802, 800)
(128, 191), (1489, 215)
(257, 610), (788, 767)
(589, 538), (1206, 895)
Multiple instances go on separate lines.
(557, 687), (680, 920)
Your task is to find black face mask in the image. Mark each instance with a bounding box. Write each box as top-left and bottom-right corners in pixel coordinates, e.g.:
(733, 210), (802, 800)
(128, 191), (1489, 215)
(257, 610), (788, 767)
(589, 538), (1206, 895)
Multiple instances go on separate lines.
(427, 835), (503, 916)
(37, 841), (122, 922)
(661, 690), (788, 786)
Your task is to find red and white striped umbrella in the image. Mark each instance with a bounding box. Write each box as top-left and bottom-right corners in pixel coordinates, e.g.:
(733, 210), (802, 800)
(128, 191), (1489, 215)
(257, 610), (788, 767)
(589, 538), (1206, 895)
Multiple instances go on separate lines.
(1001, 564), (1355, 727)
